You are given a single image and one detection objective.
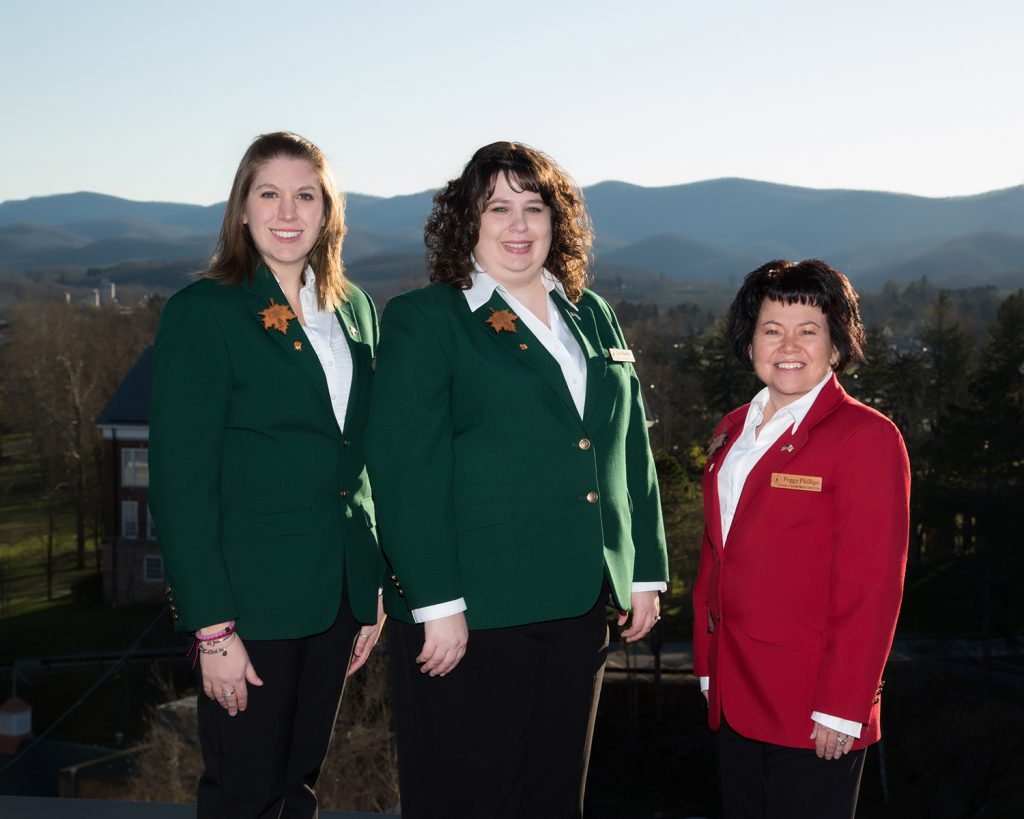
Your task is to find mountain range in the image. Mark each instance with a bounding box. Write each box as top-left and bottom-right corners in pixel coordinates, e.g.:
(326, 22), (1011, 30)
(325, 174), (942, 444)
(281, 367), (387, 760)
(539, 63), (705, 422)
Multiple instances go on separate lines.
(1, 179), (1021, 299)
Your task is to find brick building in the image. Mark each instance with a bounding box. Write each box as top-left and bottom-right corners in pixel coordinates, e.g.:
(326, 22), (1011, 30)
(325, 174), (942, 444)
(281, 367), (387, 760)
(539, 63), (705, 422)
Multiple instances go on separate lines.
(95, 346), (164, 604)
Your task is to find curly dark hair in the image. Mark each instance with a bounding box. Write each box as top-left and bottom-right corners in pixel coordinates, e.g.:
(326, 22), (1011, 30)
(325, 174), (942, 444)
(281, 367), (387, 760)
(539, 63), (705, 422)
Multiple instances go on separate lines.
(424, 142), (593, 302)
(727, 259), (867, 373)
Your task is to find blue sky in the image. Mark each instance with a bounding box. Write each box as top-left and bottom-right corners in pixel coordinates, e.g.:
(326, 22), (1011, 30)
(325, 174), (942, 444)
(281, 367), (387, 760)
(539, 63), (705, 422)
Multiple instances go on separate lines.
(2, 0), (1022, 204)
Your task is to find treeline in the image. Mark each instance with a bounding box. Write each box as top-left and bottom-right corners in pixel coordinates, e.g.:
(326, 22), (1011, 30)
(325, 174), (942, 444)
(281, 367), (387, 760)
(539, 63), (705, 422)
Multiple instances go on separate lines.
(619, 279), (1024, 637)
(2, 278), (1021, 637)
(0, 296), (164, 567)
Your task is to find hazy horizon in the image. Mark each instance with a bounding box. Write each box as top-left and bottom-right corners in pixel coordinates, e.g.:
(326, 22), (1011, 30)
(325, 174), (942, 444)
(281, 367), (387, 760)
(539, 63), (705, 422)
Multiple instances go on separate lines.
(5, 173), (1023, 211)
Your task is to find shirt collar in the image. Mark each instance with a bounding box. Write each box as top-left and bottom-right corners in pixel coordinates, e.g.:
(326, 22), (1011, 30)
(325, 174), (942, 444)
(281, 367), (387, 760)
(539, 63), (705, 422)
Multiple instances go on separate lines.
(747, 371), (834, 434)
(463, 256), (573, 312)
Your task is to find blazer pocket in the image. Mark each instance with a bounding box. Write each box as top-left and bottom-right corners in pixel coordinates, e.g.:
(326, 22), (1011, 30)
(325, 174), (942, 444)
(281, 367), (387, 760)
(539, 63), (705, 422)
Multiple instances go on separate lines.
(222, 507), (313, 539)
(746, 613), (824, 655)
(454, 497), (511, 532)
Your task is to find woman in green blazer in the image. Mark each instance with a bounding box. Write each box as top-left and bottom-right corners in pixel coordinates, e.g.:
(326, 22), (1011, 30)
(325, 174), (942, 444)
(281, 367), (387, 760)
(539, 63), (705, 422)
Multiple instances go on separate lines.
(365, 142), (669, 818)
(149, 132), (385, 818)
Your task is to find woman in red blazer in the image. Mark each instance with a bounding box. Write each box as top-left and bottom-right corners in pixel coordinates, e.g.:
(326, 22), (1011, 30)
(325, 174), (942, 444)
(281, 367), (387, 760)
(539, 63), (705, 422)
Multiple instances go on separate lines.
(692, 259), (910, 818)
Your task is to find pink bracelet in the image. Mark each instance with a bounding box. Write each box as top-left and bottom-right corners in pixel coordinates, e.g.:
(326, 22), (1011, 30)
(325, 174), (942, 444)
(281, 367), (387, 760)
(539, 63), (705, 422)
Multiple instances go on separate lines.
(195, 621), (236, 642)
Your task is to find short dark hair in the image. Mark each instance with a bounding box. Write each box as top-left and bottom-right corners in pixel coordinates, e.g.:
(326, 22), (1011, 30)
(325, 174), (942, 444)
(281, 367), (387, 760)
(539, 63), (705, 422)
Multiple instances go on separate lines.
(204, 131), (348, 309)
(727, 259), (866, 373)
(424, 141), (593, 302)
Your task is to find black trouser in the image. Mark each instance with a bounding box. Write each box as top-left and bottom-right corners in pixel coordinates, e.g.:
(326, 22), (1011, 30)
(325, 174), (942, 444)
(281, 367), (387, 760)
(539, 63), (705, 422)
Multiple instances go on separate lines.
(389, 587), (610, 819)
(195, 594), (361, 819)
(718, 714), (866, 819)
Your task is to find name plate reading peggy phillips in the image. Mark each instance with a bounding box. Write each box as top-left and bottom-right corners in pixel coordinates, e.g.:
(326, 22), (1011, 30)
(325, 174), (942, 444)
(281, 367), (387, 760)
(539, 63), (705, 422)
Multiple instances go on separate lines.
(770, 472), (823, 492)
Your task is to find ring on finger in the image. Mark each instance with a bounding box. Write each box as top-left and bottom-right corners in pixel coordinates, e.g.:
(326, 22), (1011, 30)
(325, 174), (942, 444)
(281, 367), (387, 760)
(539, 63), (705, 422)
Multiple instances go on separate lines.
(837, 736), (848, 746)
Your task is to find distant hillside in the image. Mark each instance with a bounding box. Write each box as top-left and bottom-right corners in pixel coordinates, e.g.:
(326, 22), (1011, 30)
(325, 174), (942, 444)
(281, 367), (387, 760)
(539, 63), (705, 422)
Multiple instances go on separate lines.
(0, 191), (223, 232)
(601, 233), (761, 281)
(584, 178), (1024, 254)
(1, 180), (1021, 297)
(856, 232), (1024, 290)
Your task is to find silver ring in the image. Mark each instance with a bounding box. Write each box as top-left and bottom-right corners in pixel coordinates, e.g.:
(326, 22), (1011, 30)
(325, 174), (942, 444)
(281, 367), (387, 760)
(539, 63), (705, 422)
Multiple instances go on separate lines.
(837, 736), (848, 746)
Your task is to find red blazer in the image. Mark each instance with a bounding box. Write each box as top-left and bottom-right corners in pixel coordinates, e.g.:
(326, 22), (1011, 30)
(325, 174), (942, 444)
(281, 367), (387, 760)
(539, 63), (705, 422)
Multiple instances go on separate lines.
(692, 375), (910, 750)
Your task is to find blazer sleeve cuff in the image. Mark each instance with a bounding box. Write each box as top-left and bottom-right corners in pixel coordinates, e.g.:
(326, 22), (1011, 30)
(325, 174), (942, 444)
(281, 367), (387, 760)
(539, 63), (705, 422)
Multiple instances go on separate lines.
(412, 597), (467, 623)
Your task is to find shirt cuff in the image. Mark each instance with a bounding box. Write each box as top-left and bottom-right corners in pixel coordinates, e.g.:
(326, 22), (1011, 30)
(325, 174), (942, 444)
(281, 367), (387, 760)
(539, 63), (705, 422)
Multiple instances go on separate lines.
(411, 597), (467, 624)
(811, 711), (862, 739)
(632, 581), (668, 593)
(699, 676), (709, 692)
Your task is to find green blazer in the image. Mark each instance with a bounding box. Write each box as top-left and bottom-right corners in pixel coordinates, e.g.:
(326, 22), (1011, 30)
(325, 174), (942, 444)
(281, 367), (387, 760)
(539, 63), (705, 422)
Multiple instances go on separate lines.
(365, 283), (669, 629)
(149, 263), (382, 639)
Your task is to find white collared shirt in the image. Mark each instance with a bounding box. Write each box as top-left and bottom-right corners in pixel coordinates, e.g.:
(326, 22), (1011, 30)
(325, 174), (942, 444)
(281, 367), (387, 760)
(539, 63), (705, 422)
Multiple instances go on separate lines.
(717, 372), (832, 544)
(285, 266), (354, 434)
(463, 264), (588, 418)
(701, 371), (861, 738)
(410, 267), (664, 624)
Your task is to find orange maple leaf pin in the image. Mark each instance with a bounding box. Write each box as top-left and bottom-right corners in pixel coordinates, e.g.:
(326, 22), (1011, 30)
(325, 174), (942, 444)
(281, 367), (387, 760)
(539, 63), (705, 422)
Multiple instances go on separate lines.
(485, 308), (518, 334)
(258, 299), (296, 334)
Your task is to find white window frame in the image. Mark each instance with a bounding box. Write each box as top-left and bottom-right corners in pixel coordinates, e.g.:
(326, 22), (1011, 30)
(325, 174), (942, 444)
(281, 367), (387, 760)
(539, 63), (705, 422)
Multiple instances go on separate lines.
(121, 448), (149, 487)
(143, 554), (164, 583)
(121, 500), (139, 539)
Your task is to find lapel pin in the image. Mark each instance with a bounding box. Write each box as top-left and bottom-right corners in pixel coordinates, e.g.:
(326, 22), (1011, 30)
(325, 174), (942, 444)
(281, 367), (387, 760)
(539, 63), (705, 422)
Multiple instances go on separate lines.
(781, 444), (794, 452)
(485, 307), (518, 333)
(708, 462), (716, 473)
(258, 298), (296, 334)
(348, 325), (359, 335)
(293, 341), (302, 351)
(519, 343), (528, 350)
(708, 432), (729, 458)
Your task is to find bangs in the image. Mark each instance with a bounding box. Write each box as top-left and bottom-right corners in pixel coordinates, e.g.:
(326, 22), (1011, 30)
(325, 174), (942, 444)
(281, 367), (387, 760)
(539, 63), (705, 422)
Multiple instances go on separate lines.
(480, 164), (550, 207)
(763, 268), (833, 312)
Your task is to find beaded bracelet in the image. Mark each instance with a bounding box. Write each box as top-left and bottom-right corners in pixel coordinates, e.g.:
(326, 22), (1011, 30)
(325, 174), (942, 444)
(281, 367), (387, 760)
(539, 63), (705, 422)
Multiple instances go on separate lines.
(195, 621), (236, 642)
(197, 634), (236, 657)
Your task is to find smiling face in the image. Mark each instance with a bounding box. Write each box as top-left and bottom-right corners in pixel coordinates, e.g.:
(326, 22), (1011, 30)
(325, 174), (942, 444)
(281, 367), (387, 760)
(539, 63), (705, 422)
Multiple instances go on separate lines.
(751, 298), (839, 410)
(472, 173), (553, 290)
(242, 156), (324, 281)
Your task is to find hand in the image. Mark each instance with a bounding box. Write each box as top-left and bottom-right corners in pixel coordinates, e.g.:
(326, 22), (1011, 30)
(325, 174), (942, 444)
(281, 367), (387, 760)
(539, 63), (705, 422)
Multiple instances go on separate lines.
(198, 632), (263, 717)
(617, 590), (661, 643)
(702, 689), (709, 704)
(418, 612), (468, 677)
(348, 595), (387, 677)
(810, 720), (854, 760)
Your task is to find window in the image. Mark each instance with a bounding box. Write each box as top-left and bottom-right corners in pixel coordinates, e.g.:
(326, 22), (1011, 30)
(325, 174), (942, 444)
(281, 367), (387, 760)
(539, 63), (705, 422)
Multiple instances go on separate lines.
(147, 505), (157, 540)
(121, 448), (149, 487)
(143, 555), (164, 583)
(121, 500), (139, 539)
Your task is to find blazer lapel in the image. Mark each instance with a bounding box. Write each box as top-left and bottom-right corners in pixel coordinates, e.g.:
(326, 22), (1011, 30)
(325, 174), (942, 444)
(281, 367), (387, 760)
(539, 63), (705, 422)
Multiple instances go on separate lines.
(471, 290), (578, 417)
(550, 294), (606, 425)
(335, 296), (372, 436)
(245, 263), (334, 419)
(704, 414), (743, 556)
(730, 375), (847, 529)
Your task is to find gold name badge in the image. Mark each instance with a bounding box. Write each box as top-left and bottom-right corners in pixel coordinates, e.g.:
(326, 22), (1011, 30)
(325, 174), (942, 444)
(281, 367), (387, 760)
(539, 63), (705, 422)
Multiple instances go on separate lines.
(608, 347), (636, 363)
(771, 472), (823, 492)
